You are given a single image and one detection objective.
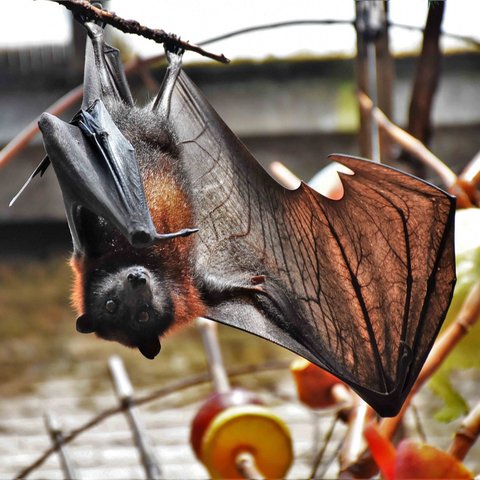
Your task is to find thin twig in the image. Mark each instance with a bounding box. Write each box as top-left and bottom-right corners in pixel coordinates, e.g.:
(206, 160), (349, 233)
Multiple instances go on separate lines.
(460, 150), (480, 187)
(339, 397), (375, 477)
(358, 91), (457, 187)
(448, 399), (480, 461)
(15, 359), (289, 479)
(410, 402), (427, 443)
(398, 0), (445, 178)
(309, 413), (340, 479)
(389, 21), (480, 50)
(50, 0), (229, 63)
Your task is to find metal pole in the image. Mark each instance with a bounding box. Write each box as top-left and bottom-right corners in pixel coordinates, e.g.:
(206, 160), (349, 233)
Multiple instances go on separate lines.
(108, 356), (163, 480)
(44, 412), (79, 480)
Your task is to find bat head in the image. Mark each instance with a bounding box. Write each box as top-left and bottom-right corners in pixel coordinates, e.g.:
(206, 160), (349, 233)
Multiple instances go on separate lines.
(76, 265), (174, 359)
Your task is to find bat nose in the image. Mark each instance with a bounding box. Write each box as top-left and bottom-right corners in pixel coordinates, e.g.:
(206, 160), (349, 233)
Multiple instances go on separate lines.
(127, 269), (148, 288)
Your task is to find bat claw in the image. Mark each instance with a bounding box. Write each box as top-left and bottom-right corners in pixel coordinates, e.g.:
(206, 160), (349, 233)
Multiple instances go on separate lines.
(154, 227), (199, 242)
(164, 35), (185, 59)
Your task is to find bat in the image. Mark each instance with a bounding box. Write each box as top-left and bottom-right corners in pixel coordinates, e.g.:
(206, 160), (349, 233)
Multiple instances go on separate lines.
(18, 20), (455, 417)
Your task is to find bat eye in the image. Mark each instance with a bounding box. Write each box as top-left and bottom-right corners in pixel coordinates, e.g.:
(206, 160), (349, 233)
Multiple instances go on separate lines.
(105, 299), (117, 313)
(138, 311), (149, 323)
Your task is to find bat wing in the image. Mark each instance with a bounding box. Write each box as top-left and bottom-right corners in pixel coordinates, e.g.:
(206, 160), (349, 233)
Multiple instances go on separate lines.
(39, 98), (157, 253)
(34, 23), (194, 252)
(11, 22), (136, 208)
(169, 72), (456, 416)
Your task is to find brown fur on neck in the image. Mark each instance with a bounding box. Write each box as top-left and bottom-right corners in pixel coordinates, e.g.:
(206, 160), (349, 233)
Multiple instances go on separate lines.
(70, 152), (205, 335)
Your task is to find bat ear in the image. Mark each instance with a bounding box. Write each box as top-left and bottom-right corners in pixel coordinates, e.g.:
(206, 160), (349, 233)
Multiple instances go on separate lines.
(138, 337), (161, 360)
(76, 314), (95, 334)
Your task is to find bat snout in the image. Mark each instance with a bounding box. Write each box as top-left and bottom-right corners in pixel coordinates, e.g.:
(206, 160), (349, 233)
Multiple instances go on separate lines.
(126, 268), (149, 289)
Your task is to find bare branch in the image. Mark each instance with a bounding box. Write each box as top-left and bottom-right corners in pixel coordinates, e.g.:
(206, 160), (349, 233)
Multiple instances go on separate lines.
(399, 0), (445, 177)
(460, 150), (480, 188)
(339, 397), (376, 477)
(15, 359), (289, 479)
(0, 85), (83, 170)
(448, 400), (480, 461)
(50, 0), (229, 63)
(390, 22), (480, 50)
(358, 91), (474, 208)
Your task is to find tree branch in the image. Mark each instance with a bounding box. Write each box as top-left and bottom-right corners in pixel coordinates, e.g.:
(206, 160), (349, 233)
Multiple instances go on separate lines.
(448, 400), (480, 461)
(358, 91), (474, 208)
(15, 360), (289, 478)
(49, 0), (229, 63)
(398, 0), (445, 177)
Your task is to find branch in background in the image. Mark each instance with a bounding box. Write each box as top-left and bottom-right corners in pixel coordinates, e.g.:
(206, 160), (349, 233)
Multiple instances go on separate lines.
(345, 278), (480, 477)
(309, 413), (340, 479)
(459, 150), (480, 200)
(0, 85), (83, 169)
(390, 22), (480, 50)
(398, 0), (445, 177)
(0, 52), (167, 170)
(15, 359), (289, 478)
(50, 0), (229, 63)
(448, 400), (480, 461)
(338, 397), (376, 478)
(2, 16), (479, 171)
(358, 91), (474, 208)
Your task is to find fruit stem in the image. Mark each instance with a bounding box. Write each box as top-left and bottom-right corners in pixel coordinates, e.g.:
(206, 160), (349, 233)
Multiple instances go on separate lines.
(236, 451), (265, 480)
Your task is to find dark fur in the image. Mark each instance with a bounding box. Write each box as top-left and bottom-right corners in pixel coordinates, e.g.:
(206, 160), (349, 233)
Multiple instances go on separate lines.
(71, 99), (205, 358)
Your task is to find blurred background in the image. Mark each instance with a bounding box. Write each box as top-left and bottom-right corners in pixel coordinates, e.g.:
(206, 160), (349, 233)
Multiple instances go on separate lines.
(0, 1), (479, 478)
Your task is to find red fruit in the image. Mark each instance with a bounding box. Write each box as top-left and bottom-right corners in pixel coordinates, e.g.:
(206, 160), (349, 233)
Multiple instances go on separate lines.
(395, 440), (473, 479)
(290, 358), (349, 408)
(364, 423), (473, 480)
(364, 423), (396, 480)
(190, 388), (262, 459)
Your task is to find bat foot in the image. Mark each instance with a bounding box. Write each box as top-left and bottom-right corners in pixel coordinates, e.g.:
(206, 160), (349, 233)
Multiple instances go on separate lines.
(164, 35), (185, 59)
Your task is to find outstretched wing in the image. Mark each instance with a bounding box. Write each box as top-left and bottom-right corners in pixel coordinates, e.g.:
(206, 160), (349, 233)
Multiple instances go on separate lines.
(169, 72), (455, 416)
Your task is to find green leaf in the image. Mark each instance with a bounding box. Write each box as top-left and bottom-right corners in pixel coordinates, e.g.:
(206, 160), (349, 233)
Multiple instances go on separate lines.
(429, 209), (480, 422)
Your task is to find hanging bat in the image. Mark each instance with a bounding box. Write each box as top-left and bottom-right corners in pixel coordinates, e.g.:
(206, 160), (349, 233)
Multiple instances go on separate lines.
(18, 20), (455, 417)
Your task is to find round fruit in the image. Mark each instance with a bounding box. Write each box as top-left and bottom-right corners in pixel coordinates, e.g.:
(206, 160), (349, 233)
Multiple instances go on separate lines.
(190, 388), (262, 459)
(291, 357), (346, 408)
(201, 404), (293, 479)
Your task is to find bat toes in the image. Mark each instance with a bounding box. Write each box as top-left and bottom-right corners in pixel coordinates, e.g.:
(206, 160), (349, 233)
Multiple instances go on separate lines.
(164, 35), (185, 60)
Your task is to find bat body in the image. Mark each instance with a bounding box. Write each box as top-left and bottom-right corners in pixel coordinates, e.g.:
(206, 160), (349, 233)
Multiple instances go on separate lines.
(22, 20), (455, 416)
(70, 99), (205, 359)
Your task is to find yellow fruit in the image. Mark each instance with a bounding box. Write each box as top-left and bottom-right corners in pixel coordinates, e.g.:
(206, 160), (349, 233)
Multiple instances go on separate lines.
(201, 405), (293, 479)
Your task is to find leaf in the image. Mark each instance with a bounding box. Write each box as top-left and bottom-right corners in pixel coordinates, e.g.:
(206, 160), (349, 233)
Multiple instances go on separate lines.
(429, 209), (480, 422)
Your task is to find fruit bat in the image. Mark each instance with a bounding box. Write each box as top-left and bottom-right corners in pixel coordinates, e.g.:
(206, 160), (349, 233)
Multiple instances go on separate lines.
(17, 20), (455, 417)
